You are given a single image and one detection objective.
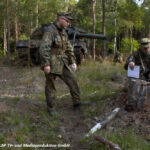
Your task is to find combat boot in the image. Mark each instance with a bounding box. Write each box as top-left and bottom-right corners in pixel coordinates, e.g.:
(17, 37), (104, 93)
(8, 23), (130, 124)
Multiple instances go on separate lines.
(73, 101), (90, 108)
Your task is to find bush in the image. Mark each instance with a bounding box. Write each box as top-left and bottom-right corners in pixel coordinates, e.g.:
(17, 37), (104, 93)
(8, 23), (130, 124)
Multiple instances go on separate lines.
(19, 34), (28, 40)
(0, 50), (4, 57)
(120, 37), (140, 53)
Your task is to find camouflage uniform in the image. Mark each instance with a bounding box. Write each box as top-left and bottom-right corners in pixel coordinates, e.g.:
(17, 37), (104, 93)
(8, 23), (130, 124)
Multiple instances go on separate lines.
(124, 38), (150, 111)
(39, 20), (81, 111)
(124, 49), (150, 80)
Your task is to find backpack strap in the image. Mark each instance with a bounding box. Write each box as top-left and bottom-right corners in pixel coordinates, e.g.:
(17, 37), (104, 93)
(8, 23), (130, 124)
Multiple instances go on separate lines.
(139, 51), (146, 72)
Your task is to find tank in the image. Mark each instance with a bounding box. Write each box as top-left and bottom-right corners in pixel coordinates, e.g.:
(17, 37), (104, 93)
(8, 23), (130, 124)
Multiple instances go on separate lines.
(16, 24), (108, 65)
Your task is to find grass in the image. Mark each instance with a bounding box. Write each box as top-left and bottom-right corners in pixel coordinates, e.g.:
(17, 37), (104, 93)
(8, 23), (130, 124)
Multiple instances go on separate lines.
(77, 60), (126, 102)
(0, 59), (149, 149)
(76, 60), (149, 150)
(0, 98), (62, 149)
(86, 129), (150, 150)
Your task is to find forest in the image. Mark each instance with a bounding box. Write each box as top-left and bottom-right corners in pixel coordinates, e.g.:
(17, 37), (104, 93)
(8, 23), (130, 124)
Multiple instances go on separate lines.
(0, 0), (150, 150)
(0, 0), (150, 60)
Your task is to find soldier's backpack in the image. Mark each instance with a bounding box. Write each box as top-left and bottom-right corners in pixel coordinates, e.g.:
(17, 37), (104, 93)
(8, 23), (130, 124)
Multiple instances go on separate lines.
(16, 23), (52, 65)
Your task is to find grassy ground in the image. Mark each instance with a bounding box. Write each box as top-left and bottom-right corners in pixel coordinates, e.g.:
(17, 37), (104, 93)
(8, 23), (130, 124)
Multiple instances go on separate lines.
(0, 60), (149, 150)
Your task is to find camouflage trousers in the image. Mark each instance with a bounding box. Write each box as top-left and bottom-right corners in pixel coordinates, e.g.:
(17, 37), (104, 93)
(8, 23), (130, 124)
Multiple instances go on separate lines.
(45, 65), (81, 109)
(126, 78), (150, 111)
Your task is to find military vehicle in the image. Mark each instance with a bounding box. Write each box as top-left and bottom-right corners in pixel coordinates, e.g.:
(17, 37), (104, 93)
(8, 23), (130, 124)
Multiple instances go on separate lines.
(16, 24), (107, 66)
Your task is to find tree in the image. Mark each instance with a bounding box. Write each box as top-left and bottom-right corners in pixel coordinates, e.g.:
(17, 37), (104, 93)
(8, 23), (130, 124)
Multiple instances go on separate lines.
(5, 0), (11, 62)
(92, 0), (96, 61)
(118, 0), (144, 53)
(102, 0), (106, 58)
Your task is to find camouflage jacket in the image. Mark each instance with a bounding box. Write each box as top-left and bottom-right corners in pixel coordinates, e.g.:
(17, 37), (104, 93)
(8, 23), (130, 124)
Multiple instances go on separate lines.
(39, 22), (75, 75)
(124, 49), (150, 79)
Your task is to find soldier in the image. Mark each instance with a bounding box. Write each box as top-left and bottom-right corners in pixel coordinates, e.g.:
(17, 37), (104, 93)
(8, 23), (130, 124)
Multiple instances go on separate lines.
(124, 38), (150, 111)
(39, 12), (84, 115)
(124, 38), (150, 80)
(113, 51), (123, 63)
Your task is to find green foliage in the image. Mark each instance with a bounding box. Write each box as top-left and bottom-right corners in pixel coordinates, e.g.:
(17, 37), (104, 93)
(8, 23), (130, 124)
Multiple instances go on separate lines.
(120, 37), (140, 53)
(12, 97), (20, 102)
(88, 129), (150, 150)
(19, 34), (28, 40)
(0, 0), (150, 58)
(77, 60), (125, 102)
(118, 0), (144, 30)
(0, 134), (5, 144)
(0, 50), (4, 57)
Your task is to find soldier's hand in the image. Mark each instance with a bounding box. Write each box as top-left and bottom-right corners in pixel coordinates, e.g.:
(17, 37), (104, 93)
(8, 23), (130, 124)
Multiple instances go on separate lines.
(44, 66), (50, 74)
(70, 63), (77, 71)
(129, 62), (135, 70)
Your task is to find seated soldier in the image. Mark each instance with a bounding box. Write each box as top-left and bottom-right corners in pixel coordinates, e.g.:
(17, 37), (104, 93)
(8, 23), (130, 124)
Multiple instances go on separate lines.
(124, 38), (150, 80)
(124, 38), (150, 111)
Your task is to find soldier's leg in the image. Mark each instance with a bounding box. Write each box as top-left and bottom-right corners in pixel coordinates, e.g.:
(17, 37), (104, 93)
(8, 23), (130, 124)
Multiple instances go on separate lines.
(137, 85), (146, 111)
(60, 65), (81, 106)
(45, 73), (56, 111)
(126, 78), (138, 111)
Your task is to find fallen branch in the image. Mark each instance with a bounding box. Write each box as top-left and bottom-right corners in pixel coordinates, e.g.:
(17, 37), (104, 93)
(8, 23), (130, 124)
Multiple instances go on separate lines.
(88, 91), (97, 96)
(58, 93), (70, 99)
(94, 135), (121, 150)
(86, 108), (120, 137)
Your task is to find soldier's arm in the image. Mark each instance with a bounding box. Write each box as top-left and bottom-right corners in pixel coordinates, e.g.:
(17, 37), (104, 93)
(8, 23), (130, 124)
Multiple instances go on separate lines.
(39, 31), (53, 69)
(124, 53), (136, 70)
(65, 36), (76, 65)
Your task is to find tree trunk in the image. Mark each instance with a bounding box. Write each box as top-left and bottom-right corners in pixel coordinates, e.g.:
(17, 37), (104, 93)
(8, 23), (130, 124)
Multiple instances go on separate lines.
(130, 28), (133, 54)
(14, 0), (19, 48)
(92, 0), (96, 61)
(27, 18), (33, 67)
(102, 0), (106, 59)
(114, 17), (117, 55)
(36, 0), (39, 28)
(3, 20), (7, 56)
(148, 24), (150, 38)
(6, 0), (11, 62)
(113, 0), (117, 55)
(14, 17), (19, 47)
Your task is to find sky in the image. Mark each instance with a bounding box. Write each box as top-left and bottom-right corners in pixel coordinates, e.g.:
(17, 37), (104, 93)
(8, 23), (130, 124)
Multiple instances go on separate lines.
(75, 0), (144, 6)
(135, 0), (144, 6)
(74, 0), (144, 5)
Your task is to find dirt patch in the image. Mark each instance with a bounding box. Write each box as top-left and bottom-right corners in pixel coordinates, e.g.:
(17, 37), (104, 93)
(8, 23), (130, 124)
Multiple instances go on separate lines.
(102, 92), (150, 141)
(0, 66), (150, 149)
(57, 98), (89, 150)
(0, 101), (8, 113)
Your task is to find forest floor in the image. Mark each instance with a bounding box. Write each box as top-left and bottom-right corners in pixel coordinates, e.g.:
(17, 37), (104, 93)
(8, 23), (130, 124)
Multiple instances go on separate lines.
(0, 60), (150, 150)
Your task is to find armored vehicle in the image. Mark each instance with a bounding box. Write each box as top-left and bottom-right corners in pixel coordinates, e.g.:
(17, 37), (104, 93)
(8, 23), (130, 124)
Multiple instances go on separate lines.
(16, 24), (107, 65)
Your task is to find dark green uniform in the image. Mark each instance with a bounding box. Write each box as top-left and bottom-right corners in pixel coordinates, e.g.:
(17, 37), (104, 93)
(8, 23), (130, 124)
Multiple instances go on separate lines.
(39, 22), (80, 110)
(124, 49), (150, 80)
(124, 48), (150, 111)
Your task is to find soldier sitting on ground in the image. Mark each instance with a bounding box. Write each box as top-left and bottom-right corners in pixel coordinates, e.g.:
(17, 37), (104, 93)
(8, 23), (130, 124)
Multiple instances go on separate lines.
(124, 38), (150, 111)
